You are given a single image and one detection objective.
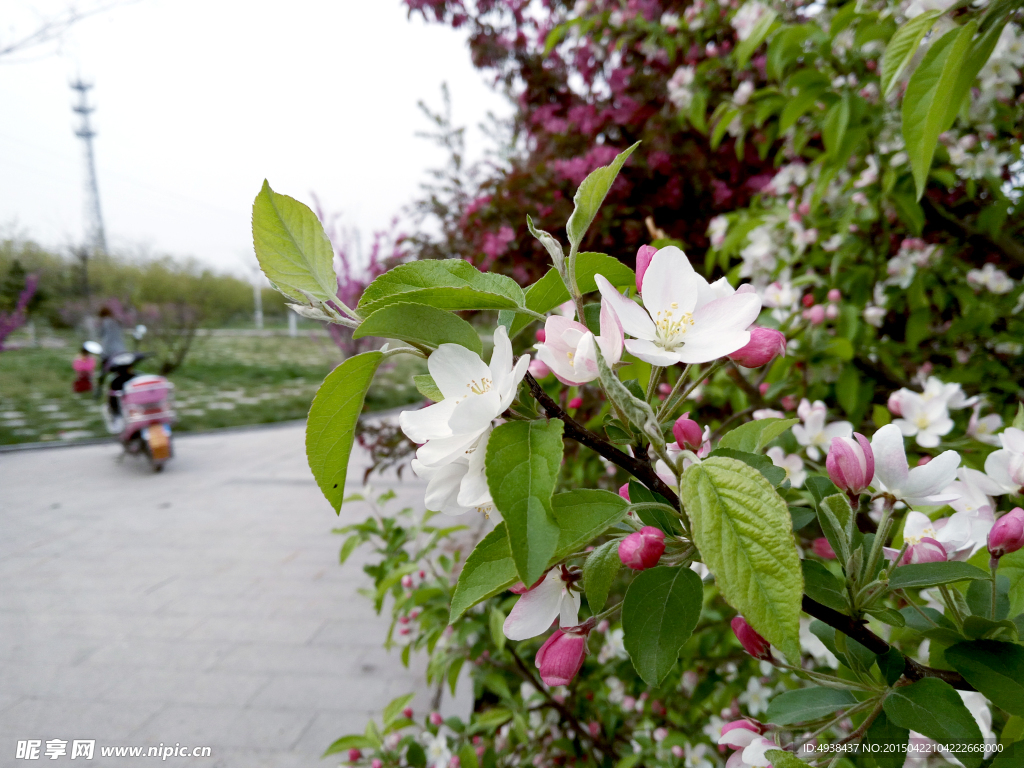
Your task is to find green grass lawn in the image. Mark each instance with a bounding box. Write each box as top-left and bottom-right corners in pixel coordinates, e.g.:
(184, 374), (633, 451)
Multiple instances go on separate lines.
(0, 331), (424, 445)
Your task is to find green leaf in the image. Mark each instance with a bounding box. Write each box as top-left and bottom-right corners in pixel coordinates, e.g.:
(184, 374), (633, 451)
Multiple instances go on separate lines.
(338, 535), (361, 565)
(507, 252), (635, 339)
(252, 180), (341, 305)
(947, 641), (1024, 715)
(707, 448), (787, 486)
(449, 490), (627, 621)
(802, 560), (849, 613)
(942, 18), (1007, 133)
(822, 94), (850, 160)
(864, 709), (910, 768)
(764, 751), (808, 768)
(734, 9), (779, 67)
(627, 480), (683, 534)
(486, 420), (565, 585)
(526, 214), (565, 273)
(1000, 547), (1024, 617)
(966, 575), (1010, 620)
(779, 87), (824, 133)
(718, 418), (800, 453)
(566, 143), (640, 251)
(681, 457), (803, 660)
(353, 302), (482, 355)
(766, 687), (859, 725)
(414, 374), (443, 402)
(622, 566), (704, 686)
(888, 561), (991, 590)
(903, 23), (976, 200)
(306, 351), (384, 513)
(805, 476), (841, 506)
(358, 259), (525, 314)
(470, 708), (513, 733)
(324, 734), (378, 756)
(878, 646), (908, 686)
(383, 693), (416, 729)
(583, 539), (622, 614)
(886, 679), (985, 768)
(880, 11), (942, 97)
(817, 493), (855, 565)
(489, 607), (507, 652)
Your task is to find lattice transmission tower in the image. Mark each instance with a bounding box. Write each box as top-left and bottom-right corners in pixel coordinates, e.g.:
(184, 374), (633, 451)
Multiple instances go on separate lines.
(70, 78), (108, 255)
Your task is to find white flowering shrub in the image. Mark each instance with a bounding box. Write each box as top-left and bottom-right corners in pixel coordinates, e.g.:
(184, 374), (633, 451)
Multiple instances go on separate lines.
(248, 1), (1024, 766)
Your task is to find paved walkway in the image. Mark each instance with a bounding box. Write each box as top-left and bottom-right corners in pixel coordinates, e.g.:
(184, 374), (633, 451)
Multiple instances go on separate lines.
(0, 421), (471, 767)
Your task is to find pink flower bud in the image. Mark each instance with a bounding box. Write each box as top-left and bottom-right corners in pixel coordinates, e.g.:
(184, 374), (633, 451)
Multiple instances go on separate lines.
(373, 761), (383, 768)
(636, 245), (658, 292)
(528, 358), (551, 380)
(673, 413), (704, 450)
(401, 575), (413, 588)
(781, 395), (797, 411)
(622, 695), (636, 710)
(826, 433), (874, 496)
(618, 483), (630, 502)
(798, 202), (811, 216)
(597, 619), (609, 632)
(654, 727), (669, 742)
(729, 327), (787, 368)
(588, 721), (601, 738)
(719, 719), (766, 747)
(402, 706), (414, 719)
(827, 288), (841, 303)
(450, 758), (461, 768)
(902, 537), (947, 565)
(348, 749), (362, 762)
(802, 294), (815, 308)
(825, 304), (839, 320)
(989, 508), (1024, 559)
(804, 305), (826, 325)
(759, 382), (770, 396)
(535, 627), (590, 686)
(430, 711), (444, 726)
(917, 456), (931, 466)
(887, 391), (904, 417)
(731, 616), (772, 661)
(672, 745), (685, 758)
(619, 526), (666, 570)
(568, 396), (583, 409)
(535, 329), (546, 343)
(812, 537), (837, 559)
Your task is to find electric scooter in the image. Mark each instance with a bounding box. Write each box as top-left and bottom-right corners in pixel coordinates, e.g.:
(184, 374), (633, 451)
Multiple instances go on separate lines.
(86, 343), (176, 472)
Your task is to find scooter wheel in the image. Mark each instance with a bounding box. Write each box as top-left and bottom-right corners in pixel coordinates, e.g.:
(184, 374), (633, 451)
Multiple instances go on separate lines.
(152, 461), (164, 473)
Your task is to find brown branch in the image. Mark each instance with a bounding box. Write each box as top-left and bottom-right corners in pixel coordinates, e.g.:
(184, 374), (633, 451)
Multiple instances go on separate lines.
(507, 645), (619, 756)
(801, 596), (974, 691)
(922, 196), (1024, 267)
(523, 371), (681, 509)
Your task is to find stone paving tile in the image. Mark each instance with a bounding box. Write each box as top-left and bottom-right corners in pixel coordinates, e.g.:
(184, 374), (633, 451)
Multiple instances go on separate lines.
(0, 421), (470, 765)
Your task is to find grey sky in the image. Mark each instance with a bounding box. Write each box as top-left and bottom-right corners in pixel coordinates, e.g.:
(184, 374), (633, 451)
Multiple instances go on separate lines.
(0, 0), (510, 275)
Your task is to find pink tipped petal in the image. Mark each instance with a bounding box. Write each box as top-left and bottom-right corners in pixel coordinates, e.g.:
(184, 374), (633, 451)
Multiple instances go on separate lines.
(595, 274), (657, 341)
(871, 424), (910, 492)
(636, 245), (658, 293)
(503, 572), (563, 641)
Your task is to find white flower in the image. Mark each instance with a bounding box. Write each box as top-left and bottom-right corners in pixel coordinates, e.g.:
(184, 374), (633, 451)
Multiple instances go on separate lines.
(400, 325), (529, 450)
(905, 0), (957, 17)
(892, 392), (954, 448)
(598, 627), (629, 663)
(900, 509), (980, 561)
(661, 12), (681, 30)
(919, 376), (977, 410)
(767, 447), (806, 488)
(769, 163), (808, 193)
(503, 568), (581, 640)
(864, 305), (886, 327)
(854, 156), (879, 188)
(733, 81), (755, 105)
(534, 305), (623, 386)
(412, 427), (494, 517)
(596, 246), (762, 366)
(761, 281), (800, 310)
(686, 743), (716, 768)
(732, 1), (770, 41)
(822, 234), (844, 252)
(871, 424), (961, 506)
(967, 263), (1014, 294)
(708, 215), (730, 249)
(984, 427), (1024, 493)
(668, 66), (696, 110)
(800, 618), (838, 666)
(792, 399), (853, 461)
(967, 405), (1003, 445)
(738, 677), (771, 716)
(992, 23), (1024, 67)
(424, 733), (451, 768)
(739, 226), (778, 279)
(702, 715), (726, 743)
